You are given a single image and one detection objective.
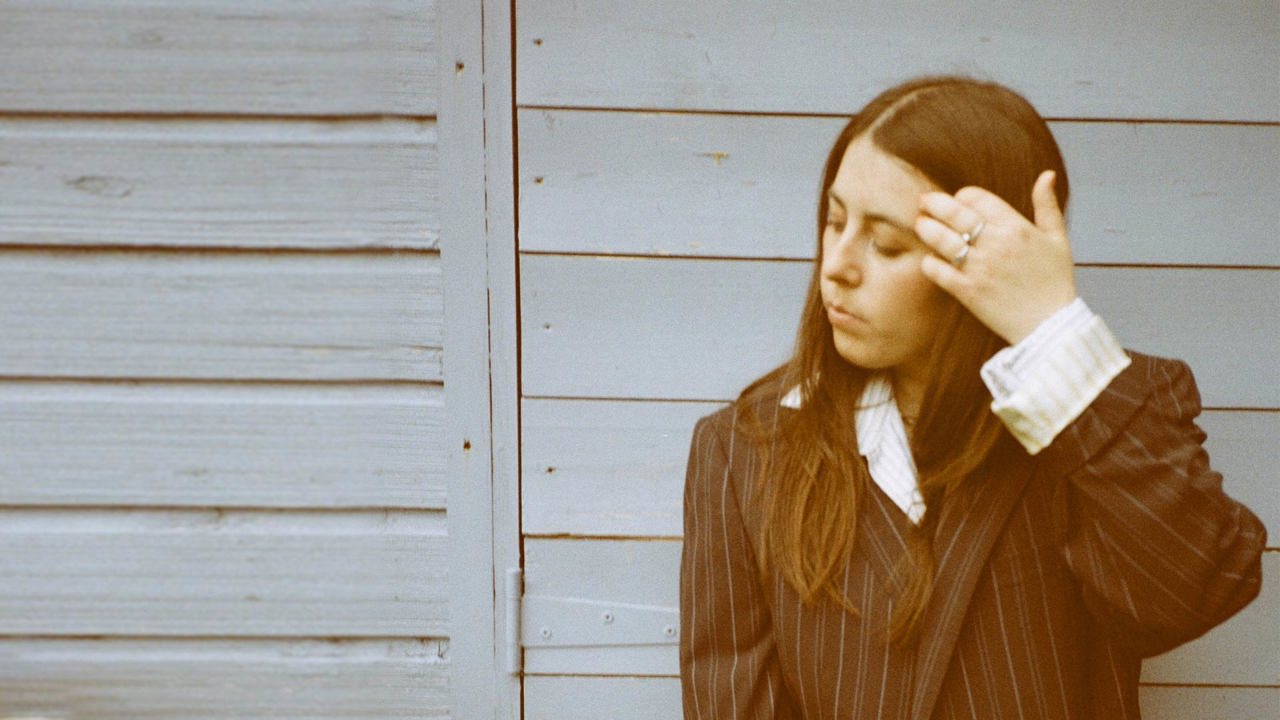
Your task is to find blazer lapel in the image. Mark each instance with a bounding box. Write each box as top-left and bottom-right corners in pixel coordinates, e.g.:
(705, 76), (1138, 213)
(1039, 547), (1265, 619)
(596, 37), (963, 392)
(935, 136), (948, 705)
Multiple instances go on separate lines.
(907, 446), (1037, 720)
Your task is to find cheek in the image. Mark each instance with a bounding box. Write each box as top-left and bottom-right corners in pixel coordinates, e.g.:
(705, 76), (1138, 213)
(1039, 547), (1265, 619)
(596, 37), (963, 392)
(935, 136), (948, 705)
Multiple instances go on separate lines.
(889, 266), (947, 330)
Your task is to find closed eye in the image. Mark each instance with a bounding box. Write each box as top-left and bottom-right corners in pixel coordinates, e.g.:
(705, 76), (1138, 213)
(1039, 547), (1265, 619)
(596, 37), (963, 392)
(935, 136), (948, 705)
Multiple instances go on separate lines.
(873, 243), (905, 258)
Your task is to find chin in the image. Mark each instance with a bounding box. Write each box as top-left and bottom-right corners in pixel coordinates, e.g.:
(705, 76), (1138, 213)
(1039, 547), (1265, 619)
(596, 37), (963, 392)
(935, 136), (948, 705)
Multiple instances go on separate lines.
(832, 333), (891, 370)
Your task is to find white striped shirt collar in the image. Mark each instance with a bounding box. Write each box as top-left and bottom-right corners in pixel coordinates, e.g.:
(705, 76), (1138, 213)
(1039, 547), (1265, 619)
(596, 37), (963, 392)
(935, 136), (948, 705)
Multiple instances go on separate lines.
(780, 373), (926, 524)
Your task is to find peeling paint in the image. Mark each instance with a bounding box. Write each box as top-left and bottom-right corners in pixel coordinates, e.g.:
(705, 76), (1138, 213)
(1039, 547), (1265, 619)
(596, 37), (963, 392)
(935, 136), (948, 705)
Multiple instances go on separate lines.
(67, 175), (134, 199)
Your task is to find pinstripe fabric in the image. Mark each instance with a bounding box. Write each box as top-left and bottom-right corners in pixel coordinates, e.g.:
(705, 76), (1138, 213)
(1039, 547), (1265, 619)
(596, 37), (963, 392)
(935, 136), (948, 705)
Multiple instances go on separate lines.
(679, 353), (1266, 719)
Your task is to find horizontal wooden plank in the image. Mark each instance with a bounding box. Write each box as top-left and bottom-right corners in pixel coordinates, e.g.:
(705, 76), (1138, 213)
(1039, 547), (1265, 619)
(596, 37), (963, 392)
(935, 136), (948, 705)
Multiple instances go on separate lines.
(0, 249), (442, 381)
(0, 118), (438, 250)
(518, 110), (1279, 266)
(0, 382), (445, 508)
(0, 509), (447, 636)
(524, 540), (1278, 684)
(0, 638), (449, 719)
(520, 256), (1278, 407)
(1139, 686), (1280, 720)
(523, 402), (1277, 539)
(517, 0), (1279, 121)
(522, 399), (721, 536)
(0, 0), (437, 115)
(526, 676), (681, 720)
(525, 677), (1280, 720)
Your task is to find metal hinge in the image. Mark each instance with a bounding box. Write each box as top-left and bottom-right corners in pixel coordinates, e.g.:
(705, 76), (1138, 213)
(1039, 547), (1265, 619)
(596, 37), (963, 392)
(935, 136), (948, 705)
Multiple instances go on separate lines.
(504, 567), (679, 675)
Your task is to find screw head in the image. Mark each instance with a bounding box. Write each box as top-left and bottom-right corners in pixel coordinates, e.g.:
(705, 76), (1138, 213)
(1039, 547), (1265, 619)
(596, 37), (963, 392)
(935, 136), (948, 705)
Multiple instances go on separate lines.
(663, 625), (677, 637)
(602, 611), (614, 624)
(539, 627), (552, 639)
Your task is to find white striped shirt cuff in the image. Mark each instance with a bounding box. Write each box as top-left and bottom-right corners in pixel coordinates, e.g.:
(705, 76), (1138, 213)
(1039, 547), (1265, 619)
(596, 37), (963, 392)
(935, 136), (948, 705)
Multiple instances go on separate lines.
(980, 298), (1131, 455)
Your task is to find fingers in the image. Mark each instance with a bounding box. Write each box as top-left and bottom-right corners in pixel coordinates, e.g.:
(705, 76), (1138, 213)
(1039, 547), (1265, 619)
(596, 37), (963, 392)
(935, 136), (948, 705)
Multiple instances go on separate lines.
(914, 215), (968, 261)
(918, 191), (987, 239)
(1031, 170), (1067, 239)
(919, 253), (971, 301)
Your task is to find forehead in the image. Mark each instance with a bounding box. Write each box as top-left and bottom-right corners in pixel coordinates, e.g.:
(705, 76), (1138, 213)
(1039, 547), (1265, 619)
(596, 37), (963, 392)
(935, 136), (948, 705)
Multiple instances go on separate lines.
(828, 137), (938, 219)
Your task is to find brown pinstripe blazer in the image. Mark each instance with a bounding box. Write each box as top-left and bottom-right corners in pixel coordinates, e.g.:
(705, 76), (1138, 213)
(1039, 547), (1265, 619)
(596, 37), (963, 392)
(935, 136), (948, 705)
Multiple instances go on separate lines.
(679, 353), (1266, 720)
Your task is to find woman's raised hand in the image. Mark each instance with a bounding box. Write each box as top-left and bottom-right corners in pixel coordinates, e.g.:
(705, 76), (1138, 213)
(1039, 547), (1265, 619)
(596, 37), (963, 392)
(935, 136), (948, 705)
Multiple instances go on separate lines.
(915, 170), (1078, 345)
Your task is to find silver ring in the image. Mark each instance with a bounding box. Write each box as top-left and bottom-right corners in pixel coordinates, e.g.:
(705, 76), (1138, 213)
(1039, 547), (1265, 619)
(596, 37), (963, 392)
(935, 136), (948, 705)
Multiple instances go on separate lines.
(950, 243), (970, 268)
(959, 219), (986, 246)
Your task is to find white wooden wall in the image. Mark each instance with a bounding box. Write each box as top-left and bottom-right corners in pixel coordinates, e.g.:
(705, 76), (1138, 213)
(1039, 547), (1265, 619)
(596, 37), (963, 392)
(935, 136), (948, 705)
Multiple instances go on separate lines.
(515, 1), (1279, 718)
(0, 2), (452, 717)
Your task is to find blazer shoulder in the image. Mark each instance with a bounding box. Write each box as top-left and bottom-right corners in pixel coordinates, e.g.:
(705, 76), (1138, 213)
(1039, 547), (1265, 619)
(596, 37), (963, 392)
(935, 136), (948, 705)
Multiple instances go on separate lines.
(1115, 350), (1202, 418)
(693, 372), (793, 440)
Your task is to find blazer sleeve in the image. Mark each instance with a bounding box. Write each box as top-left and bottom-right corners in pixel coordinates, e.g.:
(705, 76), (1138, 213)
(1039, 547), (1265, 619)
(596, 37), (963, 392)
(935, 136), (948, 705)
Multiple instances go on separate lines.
(1038, 354), (1267, 657)
(680, 412), (800, 720)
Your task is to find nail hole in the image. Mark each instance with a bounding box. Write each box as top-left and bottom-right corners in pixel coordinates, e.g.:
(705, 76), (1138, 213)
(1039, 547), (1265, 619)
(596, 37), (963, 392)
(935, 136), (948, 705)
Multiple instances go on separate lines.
(533, 38), (543, 46)
(543, 322), (552, 330)
(546, 466), (556, 474)
(534, 176), (544, 184)
(463, 440), (472, 451)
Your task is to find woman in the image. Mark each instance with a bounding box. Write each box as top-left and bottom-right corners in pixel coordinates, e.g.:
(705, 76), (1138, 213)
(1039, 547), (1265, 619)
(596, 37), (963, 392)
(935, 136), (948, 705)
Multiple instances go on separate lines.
(679, 76), (1265, 719)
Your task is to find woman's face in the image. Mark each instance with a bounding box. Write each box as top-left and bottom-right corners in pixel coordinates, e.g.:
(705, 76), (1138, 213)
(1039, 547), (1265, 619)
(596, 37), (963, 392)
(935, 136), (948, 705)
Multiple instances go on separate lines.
(819, 136), (949, 390)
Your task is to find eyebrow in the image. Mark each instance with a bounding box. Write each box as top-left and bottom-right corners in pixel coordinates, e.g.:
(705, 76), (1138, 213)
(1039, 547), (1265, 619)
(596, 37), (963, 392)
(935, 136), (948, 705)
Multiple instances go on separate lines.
(826, 191), (915, 233)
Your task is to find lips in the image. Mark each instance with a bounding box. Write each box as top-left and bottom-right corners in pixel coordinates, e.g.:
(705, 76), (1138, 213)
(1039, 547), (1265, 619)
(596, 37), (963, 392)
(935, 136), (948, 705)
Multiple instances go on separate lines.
(826, 303), (868, 331)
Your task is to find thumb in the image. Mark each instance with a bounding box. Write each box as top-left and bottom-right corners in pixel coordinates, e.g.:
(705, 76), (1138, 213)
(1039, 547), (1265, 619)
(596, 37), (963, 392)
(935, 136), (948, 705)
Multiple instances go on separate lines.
(1032, 170), (1066, 239)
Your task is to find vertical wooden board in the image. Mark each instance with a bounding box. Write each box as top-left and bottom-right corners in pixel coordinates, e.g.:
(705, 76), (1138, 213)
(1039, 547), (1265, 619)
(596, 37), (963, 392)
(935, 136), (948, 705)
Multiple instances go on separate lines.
(519, 110), (1279, 266)
(522, 399), (723, 536)
(439, 0), (521, 715)
(526, 676), (681, 720)
(0, 0), (438, 115)
(0, 638), (450, 720)
(0, 250), (443, 381)
(0, 119), (439, 250)
(1142, 553), (1280, 686)
(1139, 686), (1280, 720)
(522, 538), (681, 676)
(0, 383), (446, 509)
(520, 256), (1279, 407)
(0, 510), (448, 637)
(517, 0), (1279, 120)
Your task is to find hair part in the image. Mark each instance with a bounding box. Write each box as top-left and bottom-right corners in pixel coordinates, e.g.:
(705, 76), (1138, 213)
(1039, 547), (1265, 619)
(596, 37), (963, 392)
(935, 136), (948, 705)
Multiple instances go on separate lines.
(737, 75), (1069, 643)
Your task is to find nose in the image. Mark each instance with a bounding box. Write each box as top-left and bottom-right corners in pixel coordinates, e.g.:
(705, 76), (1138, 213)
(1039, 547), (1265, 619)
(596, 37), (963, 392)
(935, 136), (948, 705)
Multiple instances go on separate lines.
(821, 225), (864, 288)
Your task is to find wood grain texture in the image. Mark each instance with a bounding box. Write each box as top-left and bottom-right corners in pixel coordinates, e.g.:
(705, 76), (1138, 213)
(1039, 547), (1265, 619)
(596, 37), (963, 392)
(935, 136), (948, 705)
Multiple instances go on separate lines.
(517, 0), (1279, 121)
(0, 249), (442, 381)
(0, 0), (437, 115)
(0, 509), (447, 636)
(520, 255), (1279, 407)
(0, 638), (449, 719)
(439, 0), (524, 712)
(524, 539), (1279, 686)
(518, 110), (1280, 266)
(0, 118), (439, 250)
(524, 676), (1280, 720)
(522, 402), (1277, 539)
(0, 382), (445, 508)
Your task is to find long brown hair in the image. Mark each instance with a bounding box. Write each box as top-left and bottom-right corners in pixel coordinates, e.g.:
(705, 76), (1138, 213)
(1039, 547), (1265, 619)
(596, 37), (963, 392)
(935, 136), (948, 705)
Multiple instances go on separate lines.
(739, 76), (1069, 641)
